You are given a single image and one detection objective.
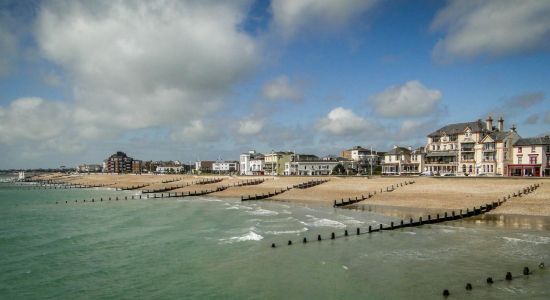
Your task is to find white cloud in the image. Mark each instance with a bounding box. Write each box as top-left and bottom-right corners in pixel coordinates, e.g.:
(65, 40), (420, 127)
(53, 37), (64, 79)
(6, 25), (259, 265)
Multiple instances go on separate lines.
(369, 80), (442, 118)
(238, 118), (265, 135)
(316, 107), (373, 135)
(0, 97), (72, 144)
(431, 0), (550, 60)
(170, 120), (219, 143)
(262, 75), (303, 101)
(36, 0), (258, 135)
(270, 0), (377, 38)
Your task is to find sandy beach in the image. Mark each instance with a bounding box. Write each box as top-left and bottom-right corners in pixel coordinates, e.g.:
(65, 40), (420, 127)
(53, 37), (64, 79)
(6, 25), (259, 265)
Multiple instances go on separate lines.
(30, 173), (550, 217)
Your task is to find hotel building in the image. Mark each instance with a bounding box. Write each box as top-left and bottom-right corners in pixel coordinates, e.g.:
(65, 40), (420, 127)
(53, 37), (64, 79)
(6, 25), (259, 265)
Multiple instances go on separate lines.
(240, 150), (265, 175)
(425, 117), (519, 176)
(264, 151), (293, 176)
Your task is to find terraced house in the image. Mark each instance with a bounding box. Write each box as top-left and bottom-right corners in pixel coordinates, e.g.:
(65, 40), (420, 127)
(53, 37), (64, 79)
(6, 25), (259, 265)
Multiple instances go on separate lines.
(382, 146), (424, 175)
(509, 136), (550, 177)
(425, 116), (519, 176)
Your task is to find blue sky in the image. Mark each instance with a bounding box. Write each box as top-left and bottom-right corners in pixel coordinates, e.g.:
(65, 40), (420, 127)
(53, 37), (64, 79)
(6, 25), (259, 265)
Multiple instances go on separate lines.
(0, 0), (549, 168)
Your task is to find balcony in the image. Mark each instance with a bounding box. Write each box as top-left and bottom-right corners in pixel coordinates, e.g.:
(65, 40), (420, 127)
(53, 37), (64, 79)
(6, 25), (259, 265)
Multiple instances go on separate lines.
(461, 148), (474, 152)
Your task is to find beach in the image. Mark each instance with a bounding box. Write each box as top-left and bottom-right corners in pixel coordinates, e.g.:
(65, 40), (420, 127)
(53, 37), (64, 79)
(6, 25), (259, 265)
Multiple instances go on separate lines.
(30, 173), (550, 217)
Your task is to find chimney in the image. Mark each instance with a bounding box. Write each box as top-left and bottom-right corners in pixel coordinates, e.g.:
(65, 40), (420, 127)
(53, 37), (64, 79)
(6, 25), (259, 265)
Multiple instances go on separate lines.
(510, 124), (517, 132)
(485, 116), (493, 131)
(498, 117), (504, 131)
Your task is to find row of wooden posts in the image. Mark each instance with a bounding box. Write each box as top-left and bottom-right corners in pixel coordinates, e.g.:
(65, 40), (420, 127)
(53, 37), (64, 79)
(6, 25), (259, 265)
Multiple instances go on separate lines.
(20, 182), (114, 190)
(241, 179), (330, 201)
(141, 178), (224, 193)
(272, 183), (540, 248)
(241, 187), (292, 201)
(441, 263), (545, 297)
(56, 186), (231, 204)
(293, 179), (329, 189)
(333, 180), (416, 207)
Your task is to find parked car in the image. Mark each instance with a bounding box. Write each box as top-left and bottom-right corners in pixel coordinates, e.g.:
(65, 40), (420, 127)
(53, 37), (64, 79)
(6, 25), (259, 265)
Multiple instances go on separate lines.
(442, 173), (456, 177)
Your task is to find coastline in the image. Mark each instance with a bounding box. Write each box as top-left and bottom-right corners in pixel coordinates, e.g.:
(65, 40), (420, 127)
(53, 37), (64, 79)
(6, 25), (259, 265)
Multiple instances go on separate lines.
(29, 173), (550, 217)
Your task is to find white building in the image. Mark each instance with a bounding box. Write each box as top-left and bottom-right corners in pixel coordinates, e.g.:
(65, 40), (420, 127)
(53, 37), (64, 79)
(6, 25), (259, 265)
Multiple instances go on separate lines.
(213, 161), (239, 174)
(240, 150), (264, 175)
(382, 146), (424, 175)
(156, 166), (184, 174)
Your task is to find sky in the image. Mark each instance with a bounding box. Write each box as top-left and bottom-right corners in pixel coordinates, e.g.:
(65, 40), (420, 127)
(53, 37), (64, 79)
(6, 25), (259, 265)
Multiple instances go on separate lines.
(0, 0), (549, 169)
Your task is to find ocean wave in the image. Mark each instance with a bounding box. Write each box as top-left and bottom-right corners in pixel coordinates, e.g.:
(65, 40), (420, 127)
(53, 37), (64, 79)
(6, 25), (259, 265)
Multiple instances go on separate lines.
(219, 231), (264, 244)
(263, 227), (309, 235)
(247, 209), (279, 216)
(300, 216), (346, 229)
(503, 235), (550, 245)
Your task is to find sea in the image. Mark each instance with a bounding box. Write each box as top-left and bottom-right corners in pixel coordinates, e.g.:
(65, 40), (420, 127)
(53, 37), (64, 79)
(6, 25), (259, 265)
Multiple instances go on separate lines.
(1, 180), (549, 299)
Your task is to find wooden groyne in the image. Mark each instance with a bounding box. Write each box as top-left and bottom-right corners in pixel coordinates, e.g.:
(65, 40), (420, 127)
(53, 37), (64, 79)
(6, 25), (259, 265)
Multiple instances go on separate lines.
(240, 179), (328, 201)
(241, 187), (292, 201)
(333, 180), (415, 207)
(141, 178), (224, 193)
(56, 186), (231, 204)
(116, 184), (150, 191)
(233, 179), (265, 187)
(271, 183), (541, 248)
(293, 179), (329, 189)
(19, 182), (115, 190)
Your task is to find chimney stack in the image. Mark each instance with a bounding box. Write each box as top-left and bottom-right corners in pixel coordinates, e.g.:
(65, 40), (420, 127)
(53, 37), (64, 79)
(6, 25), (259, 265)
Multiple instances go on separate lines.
(510, 124), (517, 132)
(486, 116), (493, 131)
(498, 117), (504, 131)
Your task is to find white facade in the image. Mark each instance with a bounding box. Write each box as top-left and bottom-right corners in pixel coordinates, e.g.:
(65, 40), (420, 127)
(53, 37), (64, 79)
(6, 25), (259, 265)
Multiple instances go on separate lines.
(240, 150), (264, 175)
(156, 166), (184, 173)
(213, 161), (239, 173)
(284, 161), (339, 176)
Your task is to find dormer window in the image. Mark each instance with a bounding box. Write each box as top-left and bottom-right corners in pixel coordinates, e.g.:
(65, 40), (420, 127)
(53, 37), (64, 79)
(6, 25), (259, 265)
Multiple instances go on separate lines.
(518, 147), (522, 153)
(531, 146), (536, 153)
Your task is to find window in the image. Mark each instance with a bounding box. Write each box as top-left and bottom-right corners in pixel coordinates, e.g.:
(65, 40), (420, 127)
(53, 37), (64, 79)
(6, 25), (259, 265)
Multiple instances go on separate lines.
(518, 157), (522, 164)
(532, 145), (536, 153)
(462, 165), (466, 173)
(530, 156), (537, 164)
(518, 147), (522, 153)
(546, 146), (550, 153)
(468, 165), (472, 173)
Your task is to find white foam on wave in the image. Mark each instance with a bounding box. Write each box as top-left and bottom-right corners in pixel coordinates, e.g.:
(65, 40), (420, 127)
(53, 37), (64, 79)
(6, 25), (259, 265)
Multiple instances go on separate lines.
(503, 236), (550, 245)
(219, 231), (264, 244)
(247, 208), (279, 216)
(401, 231), (416, 235)
(264, 227), (309, 235)
(300, 215), (346, 229)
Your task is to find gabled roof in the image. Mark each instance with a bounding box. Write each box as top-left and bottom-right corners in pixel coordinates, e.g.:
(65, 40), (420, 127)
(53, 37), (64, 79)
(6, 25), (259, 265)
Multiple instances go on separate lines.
(514, 136), (550, 146)
(428, 120), (486, 137)
(485, 131), (515, 142)
(386, 147), (410, 155)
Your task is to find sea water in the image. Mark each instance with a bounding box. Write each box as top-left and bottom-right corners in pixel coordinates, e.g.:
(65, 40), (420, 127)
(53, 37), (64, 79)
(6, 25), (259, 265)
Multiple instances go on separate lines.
(1, 183), (549, 299)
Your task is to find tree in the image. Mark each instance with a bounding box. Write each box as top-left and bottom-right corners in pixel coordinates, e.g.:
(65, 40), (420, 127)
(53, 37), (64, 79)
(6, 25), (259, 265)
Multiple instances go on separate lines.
(332, 164), (346, 175)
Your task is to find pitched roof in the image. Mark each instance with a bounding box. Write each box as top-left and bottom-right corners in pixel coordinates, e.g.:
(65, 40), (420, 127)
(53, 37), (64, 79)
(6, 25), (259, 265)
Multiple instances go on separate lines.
(386, 147), (410, 155)
(514, 136), (550, 146)
(486, 131), (515, 142)
(428, 120), (486, 137)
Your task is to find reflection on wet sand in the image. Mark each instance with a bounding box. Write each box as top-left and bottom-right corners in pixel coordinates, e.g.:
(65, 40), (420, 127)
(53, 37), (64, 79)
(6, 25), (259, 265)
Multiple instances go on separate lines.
(346, 203), (550, 231)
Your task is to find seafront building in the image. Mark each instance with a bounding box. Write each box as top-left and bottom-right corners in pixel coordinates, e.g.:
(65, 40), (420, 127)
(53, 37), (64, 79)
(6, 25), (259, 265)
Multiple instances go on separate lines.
(425, 116), (519, 176)
(284, 154), (335, 175)
(382, 146), (424, 175)
(195, 161), (215, 174)
(264, 151), (294, 175)
(212, 161), (240, 174)
(103, 151), (142, 174)
(508, 136), (550, 177)
(239, 150), (265, 175)
(77, 164), (102, 173)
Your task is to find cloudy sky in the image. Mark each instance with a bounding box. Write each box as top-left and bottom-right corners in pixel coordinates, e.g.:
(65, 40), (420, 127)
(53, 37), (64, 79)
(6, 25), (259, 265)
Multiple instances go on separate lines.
(1, 0), (549, 168)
